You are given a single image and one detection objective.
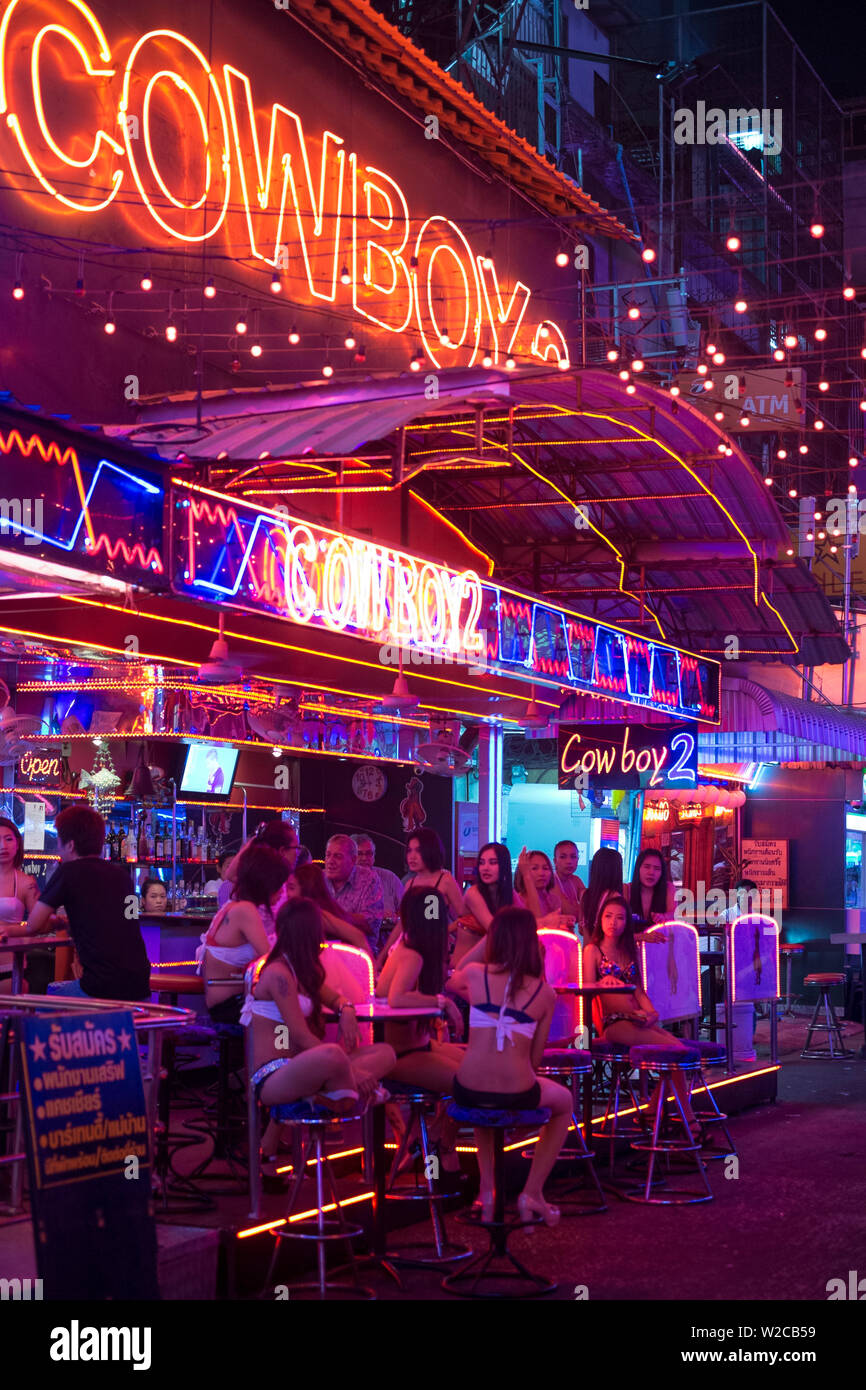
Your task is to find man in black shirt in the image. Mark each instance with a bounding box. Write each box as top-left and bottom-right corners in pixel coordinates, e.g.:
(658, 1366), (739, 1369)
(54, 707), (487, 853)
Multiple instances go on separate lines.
(20, 806), (151, 1000)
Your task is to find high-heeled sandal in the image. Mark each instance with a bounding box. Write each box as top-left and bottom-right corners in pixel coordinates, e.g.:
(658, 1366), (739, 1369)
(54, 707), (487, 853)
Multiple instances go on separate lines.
(517, 1193), (561, 1228)
(471, 1191), (495, 1223)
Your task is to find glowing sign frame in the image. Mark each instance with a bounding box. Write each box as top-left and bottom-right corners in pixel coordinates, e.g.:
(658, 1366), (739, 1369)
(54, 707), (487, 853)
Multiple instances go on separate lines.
(172, 478), (721, 721)
(0, 0), (570, 370)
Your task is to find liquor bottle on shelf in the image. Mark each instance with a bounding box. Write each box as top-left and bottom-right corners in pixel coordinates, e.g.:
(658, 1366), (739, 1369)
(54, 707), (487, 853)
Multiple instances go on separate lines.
(137, 816), (148, 864)
(111, 825), (121, 861)
(146, 816), (155, 862)
(155, 825), (164, 861)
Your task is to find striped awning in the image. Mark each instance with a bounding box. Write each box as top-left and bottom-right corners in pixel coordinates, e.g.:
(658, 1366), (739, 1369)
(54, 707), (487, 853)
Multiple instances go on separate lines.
(701, 677), (866, 761)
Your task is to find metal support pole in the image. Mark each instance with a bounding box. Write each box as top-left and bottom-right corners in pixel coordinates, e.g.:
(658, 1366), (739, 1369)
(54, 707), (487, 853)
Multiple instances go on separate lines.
(477, 725), (503, 846)
(724, 925), (735, 1076)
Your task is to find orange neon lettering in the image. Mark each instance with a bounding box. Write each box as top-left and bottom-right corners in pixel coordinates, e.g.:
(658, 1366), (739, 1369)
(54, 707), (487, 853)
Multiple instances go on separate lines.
(285, 524), (318, 625)
(412, 216), (481, 369)
(477, 256), (530, 363)
(392, 555), (419, 643)
(224, 63), (345, 289)
(351, 158), (413, 333)
(351, 539), (389, 633)
(417, 563), (446, 647)
(531, 319), (570, 368)
(321, 536), (355, 631)
(0, 0), (123, 212)
(121, 30), (230, 241)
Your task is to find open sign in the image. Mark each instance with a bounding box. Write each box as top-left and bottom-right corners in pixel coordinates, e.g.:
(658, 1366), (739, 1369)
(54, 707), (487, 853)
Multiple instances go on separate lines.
(18, 750), (62, 783)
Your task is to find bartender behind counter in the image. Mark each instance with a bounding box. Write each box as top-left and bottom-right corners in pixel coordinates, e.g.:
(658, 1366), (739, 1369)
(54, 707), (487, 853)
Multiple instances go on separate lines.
(12, 806), (151, 1001)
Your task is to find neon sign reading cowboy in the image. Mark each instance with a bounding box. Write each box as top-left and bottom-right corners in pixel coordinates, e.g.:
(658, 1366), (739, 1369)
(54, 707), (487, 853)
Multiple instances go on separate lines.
(0, 0), (570, 371)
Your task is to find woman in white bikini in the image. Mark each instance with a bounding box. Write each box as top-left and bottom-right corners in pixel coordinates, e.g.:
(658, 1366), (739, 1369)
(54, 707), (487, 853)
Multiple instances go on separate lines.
(243, 898), (394, 1141)
(0, 818), (39, 993)
(197, 844), (288, 1025)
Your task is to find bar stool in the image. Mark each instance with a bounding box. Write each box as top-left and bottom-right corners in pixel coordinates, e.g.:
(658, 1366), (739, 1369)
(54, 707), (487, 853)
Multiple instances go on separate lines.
(383, 1081), (471, 1266)
(590, 1038), (649, 1174)
(184, 1023), (249, 1190)
(623, 1044), (713, 1205)
(779, 943), (804, 1016)
(441, 1102), (556, 1299)
(687, 1040), (737, 1160)
(148, 971), (214, 1211)
(532, 1048), (606, 1213)
(801, 974), (853, 1058)
(262, 1101), (375, 1300)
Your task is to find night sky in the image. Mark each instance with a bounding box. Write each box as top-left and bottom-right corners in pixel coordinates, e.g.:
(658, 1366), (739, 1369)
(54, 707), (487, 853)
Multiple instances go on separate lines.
(758, 0), (865, 102)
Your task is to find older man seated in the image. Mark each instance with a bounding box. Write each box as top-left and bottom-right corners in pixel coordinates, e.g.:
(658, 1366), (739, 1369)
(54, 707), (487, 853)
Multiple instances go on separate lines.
(324, 834), (384, 950)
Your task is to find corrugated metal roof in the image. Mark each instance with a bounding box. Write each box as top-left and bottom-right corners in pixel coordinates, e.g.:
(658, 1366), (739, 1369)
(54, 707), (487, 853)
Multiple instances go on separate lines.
(285, 0), (636, 242)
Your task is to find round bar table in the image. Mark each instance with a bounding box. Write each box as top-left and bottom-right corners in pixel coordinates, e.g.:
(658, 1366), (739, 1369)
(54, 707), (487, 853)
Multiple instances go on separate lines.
(1, 934), (71, 995)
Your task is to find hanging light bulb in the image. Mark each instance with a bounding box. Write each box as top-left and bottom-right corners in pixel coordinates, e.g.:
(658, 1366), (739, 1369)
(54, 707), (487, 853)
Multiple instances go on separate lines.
(235, 314), (247, 335)
(438, 327), (450, 346)
(606, 348), (619, 362)
(270, 270), (281, 293)
(204, 277), (216, 298)
(739, 415), (750, 426)
(322, 361), (334, 378)
(625, 383), (636, 394)
(344, 333), (356, 350)
(697, 362), (708, 375)
(627, 305), (640, 320)
(555, 250), (569, 267)
(799, 443), (808, 454)
(482, 352), (493, 368)
(632, 358), (645, 372)
(724, 446), (733, 456)
(250, 341), (263, 357)
(773, 348), (785, 361)
(814, 326), (827, 341)
(717, 441), (727, 454)
(818, 378), (829, 391)
(538, 325), (550, 339)
(712, 351), (726, 365)
(714, 409), (724, 421)
(703, 379), (714, 391)
(618, 369), (630, 382)
(641, 247), (656, 263)
(12, 279), (23, 300)
(706, 341), (717, 355)
(764, 476), (773, 485)
(288, 325), (300, 344)
(784, 334), (797, 349)
(165, 315), (177, 343)
(785, 547), (794, 556)
(103, 314), (116, 335)
(354, 344), (366, 363)
(481, 252), (494, 270)
(339, 265), (350, 285)
(814, 418), (824, 430)
(860, 400), (866, 412)
(505, 354), (516, 371)
(140, 270), (153, 291)
(726, 234), (741, 252)
(409, 355), (421, 372)
(809, 221), (825, 239)
(788, 487), (797, 498)
(734, 298), (747, 313)
(670, 384), (681, 396)
(843, 284), (856, 300)
(850, 456), (859, 468)
(777, 448), (787, 459)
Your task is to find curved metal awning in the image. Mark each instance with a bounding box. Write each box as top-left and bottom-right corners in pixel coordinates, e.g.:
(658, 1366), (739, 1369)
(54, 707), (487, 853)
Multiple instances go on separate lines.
(108, 364), (847, 670)
(701, 676), (866, 762)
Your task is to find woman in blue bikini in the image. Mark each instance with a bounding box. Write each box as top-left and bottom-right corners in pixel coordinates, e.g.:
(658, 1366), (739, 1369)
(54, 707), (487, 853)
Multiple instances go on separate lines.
(243, 898), (395, 1139)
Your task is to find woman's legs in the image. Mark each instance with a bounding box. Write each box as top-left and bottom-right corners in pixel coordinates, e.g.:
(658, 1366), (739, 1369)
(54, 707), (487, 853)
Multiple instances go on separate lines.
(521, 1077), (572, 1201)
(347, 1042), (397, 1100)
(600, 1024), (697, 1128)
(385, 1044), (466, 1169)
(258, 1044), (356, 1106)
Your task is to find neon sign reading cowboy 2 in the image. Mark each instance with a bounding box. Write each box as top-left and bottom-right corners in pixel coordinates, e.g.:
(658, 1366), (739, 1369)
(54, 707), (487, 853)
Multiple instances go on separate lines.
(0, 0), (570, 371)
(173, 480), (721, 723)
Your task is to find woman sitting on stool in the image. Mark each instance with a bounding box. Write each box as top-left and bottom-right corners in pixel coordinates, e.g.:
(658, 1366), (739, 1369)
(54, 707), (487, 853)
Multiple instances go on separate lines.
(243, 897), (395, 1149)
(197, 844), (287, 1025)
(448, 906), (571, 1227)
(377, 886), (466, 1172)
(583, 893), (698, 1135)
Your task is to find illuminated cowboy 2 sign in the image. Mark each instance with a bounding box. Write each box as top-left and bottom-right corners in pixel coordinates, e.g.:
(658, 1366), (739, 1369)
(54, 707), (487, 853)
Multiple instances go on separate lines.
(172, 480), (720, 723)
(0, 0), (570, 371)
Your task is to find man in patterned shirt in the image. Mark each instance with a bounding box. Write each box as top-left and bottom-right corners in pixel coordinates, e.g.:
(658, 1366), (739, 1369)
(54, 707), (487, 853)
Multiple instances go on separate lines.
(325, 834), (384, 949)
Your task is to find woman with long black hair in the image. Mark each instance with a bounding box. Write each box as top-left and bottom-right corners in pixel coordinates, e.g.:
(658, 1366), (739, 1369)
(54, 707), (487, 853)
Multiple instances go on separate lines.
(242, 897), (395, 1138)
(197, 843), (288, 1025)
(628, 848), (675, 930)
(454, 842), (523, 965)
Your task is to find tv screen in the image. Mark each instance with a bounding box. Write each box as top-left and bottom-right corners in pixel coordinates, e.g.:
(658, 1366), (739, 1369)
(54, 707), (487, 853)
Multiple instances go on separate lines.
(179, 743), (239, 798)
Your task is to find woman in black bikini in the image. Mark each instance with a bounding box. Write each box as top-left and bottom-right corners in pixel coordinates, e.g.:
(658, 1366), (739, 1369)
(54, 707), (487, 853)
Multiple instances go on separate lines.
(376, 828), (465, 968)
(377, 887), (466, 1172)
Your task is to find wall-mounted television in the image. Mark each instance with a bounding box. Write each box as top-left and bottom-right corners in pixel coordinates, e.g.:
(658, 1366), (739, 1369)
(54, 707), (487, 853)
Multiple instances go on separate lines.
(179, 743), (239, 799)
